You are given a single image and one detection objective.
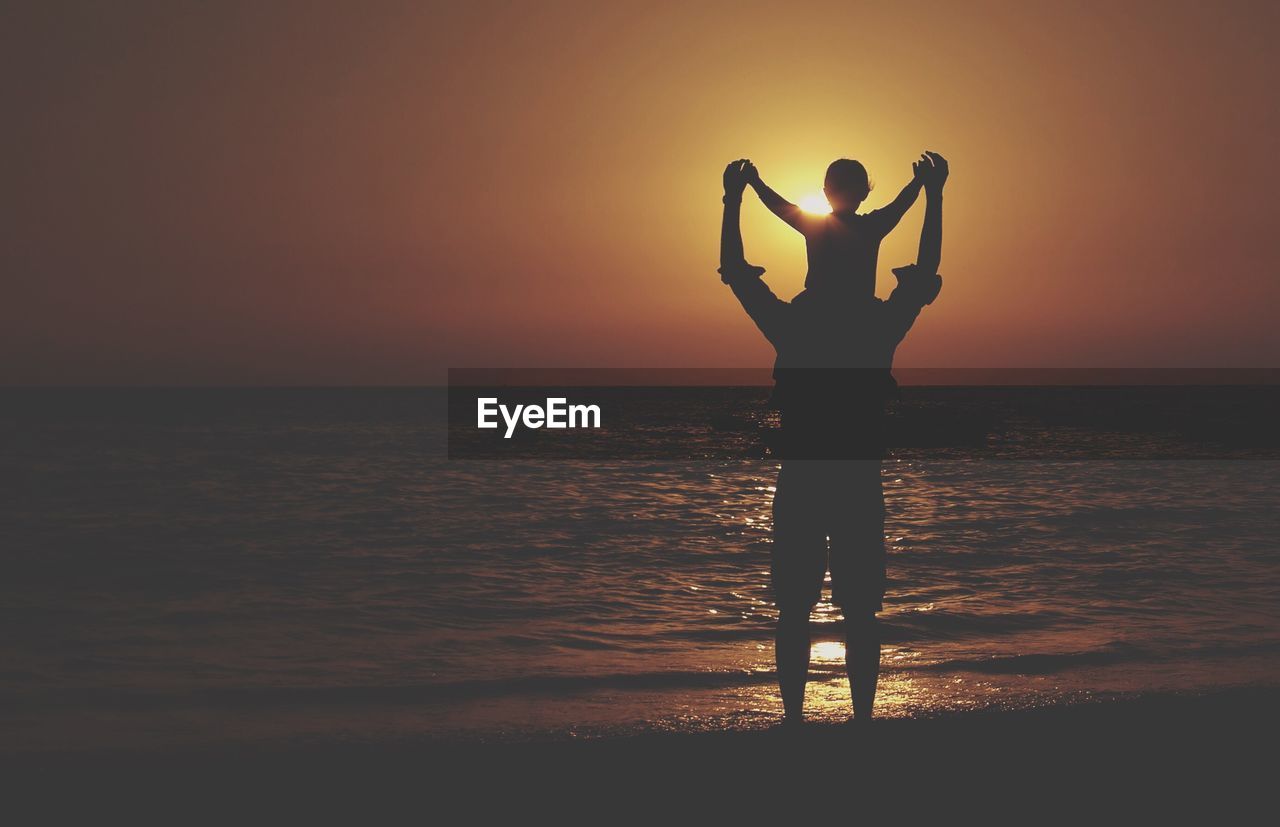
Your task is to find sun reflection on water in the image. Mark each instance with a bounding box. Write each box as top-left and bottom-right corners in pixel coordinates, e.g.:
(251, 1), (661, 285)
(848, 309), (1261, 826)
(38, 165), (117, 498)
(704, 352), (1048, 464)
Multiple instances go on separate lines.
(810, 640), (845, 663)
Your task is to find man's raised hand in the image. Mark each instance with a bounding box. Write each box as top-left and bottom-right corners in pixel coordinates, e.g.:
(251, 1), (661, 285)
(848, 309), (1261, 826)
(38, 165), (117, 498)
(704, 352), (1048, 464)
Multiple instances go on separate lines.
(918, 151), (949, 191)
(723, 159), (750, 198)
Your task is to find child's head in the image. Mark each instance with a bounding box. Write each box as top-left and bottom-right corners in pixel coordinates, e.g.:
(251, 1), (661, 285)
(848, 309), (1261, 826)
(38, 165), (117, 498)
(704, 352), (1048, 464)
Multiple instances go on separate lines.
(823, 159), (872, 212)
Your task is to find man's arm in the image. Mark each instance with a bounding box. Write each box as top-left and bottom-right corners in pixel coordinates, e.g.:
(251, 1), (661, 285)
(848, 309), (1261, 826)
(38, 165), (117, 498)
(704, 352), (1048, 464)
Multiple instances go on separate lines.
(743, 163), (813, 235)
(883, 152), (948, 344)
(883, 265), (941, 348)
(915, 151), (947, 276)
(721, 160), (788, 347)
(721, 161), (749, 270)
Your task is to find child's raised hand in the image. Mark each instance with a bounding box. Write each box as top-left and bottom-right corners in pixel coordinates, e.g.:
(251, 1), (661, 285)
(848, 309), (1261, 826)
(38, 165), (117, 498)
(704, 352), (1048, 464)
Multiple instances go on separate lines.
(913, 154), (929, 181)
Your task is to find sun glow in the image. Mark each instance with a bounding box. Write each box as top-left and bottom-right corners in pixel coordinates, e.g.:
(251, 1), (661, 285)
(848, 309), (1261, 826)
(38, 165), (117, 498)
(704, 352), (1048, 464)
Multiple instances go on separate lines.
(810, 640), (845, 662)
(799, 193), (832, 214)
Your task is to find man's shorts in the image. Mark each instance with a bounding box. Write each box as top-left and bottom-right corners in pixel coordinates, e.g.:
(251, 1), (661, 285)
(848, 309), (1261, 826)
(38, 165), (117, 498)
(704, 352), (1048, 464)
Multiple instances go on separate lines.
(770, 460), (886, 614)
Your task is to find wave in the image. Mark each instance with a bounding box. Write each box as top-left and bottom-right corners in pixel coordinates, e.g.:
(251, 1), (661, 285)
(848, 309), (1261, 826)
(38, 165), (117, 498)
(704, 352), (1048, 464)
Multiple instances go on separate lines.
(0, 670), (782, 711)
(7, 638), (1280, 712)
(882, 608), (1073, 639)
(914, 639), (1280, 676)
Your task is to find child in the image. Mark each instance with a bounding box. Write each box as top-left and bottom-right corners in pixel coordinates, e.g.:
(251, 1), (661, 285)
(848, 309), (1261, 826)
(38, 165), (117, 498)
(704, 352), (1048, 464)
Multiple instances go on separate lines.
(744, 154), (935, 296)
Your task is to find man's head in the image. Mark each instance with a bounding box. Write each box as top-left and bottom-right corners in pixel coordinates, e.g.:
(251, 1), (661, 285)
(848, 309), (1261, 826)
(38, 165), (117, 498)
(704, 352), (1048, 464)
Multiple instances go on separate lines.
(823, 159), (871, 213)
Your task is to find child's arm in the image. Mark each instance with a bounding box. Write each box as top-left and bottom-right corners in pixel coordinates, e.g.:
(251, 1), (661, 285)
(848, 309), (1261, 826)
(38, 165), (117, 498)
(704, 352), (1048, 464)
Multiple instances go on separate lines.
(867, 166), (925, 239)
(916, 152), (948, 275)
(744, 163), (812, 235)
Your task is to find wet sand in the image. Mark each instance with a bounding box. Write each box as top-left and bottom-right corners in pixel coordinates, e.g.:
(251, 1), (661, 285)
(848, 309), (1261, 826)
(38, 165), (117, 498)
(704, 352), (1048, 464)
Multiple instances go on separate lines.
(6, 687), (1274, 811)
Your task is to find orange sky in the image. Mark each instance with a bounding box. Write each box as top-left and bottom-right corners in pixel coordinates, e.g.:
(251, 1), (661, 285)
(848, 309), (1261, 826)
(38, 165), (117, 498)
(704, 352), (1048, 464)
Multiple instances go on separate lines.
(4, 1), (1280, 384)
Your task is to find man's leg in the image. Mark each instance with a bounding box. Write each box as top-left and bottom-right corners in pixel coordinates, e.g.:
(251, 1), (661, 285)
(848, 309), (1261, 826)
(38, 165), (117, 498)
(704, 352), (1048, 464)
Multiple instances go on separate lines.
(844, 611), (881, 720)
(776, 603), (813, 723)
(829, 460), (887, 720)
(771, 461), (826, 724)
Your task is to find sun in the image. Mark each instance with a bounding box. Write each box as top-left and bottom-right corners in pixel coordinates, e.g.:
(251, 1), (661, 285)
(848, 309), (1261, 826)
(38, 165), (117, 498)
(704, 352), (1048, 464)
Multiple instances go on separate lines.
(799, 193), (831, 214)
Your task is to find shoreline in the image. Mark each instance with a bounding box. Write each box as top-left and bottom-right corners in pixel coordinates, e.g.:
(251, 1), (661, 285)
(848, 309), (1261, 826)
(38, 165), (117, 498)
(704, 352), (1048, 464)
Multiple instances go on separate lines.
(5, 687), (1275, 812)
(8, 685), (1275, 762)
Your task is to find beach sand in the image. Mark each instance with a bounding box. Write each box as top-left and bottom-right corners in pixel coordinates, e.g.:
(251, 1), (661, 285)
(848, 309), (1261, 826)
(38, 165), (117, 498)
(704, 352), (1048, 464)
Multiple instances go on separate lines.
(6, 687), (1273, 812)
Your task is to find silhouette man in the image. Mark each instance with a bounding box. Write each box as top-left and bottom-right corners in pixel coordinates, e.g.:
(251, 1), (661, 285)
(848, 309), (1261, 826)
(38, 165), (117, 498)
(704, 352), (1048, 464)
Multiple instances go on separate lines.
(747, 157), (928, 297)
(719, 152), (947, 723)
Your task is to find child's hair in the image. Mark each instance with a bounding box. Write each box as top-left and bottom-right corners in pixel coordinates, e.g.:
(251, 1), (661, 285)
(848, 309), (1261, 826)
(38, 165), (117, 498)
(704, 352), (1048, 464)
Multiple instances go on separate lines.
(824, 159), (872, 196)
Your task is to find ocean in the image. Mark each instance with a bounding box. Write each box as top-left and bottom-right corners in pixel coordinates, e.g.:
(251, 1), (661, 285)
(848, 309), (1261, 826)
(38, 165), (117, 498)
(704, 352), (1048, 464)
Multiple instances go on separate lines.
(3, 387), (1279, 750)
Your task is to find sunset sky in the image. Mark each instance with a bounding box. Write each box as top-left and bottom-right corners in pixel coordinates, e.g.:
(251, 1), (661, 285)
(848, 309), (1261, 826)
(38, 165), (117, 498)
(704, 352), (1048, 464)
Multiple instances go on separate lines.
(4, 0), (1280, 384)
